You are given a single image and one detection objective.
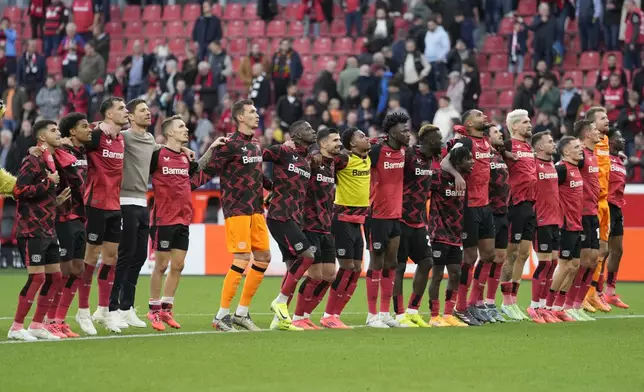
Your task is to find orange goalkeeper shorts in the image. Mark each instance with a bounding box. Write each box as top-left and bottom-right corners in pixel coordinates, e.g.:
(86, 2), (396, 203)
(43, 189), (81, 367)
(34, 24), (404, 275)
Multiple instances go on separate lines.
(224, 214), (270, 253)
(598, 200), (610, 242)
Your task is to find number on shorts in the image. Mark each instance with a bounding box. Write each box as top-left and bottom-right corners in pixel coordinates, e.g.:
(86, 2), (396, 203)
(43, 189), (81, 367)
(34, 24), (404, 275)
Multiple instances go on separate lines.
(596, 228), (600, 239)
(426, 235), (431, 247)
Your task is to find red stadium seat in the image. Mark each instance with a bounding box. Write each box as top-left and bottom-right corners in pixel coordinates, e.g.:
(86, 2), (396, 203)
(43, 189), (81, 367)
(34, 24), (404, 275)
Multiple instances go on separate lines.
(105, 22), (124, 39)
(562, 71), (583, 87)
(516, 72), (536, 86)
(142, 5), (161, 22)
(266, 20), (286, 38)
(333, 2), (343, 16)
(109, 4), (121, 21)
(2, 6), (22, 22)
(247, 20), (266, 37)
(479, 91), (499, 109)
(46, 56), (62, 76)
(292, 38), (311, 55)
(166, 21), (187, 38)
(329, 19), (345, 37)
(122, 5), (141, 22)
(499, 18), (514, 35)
(517, 0), (537, 16)
(168, 38), (187, 55)
(163, 5), (182, 21)
(494, 72), (515, 90)
(579, 51), (600, 71)
(253, 38), (270, 53)
(223, 4), (243, 20)
(566, 20), (578, 33)
(487, 54), (508, 72)
(183, 4), (202, 21)
(561, 52), (578, 71)
(482, 36), (506, 54)
(299, 72), (316, 91)
(315, 56), (335, 73)
(242, 3), (258, 20)
(334, 37), (354, 55)
(287, 21), (305, 37)
(312, 37), (332, 55)
(107, 55), (125, 73)
(109, 39), (125, 55)
(300, 56), (314, 73)
(147, 37), (166, 53)
(125, 21), (143, 38)
(125, 39), (138, 54)
(211, 4), (222, 17)
(498, 90), (515, 108)
(476, 53), (489, 71)
(227, 38), (248, 55)
(145, 21), (164, 38)
(584, 71), (599, 88)
(602, 51), (624, 68)
(479, 72), (493, 89)
(225, 20), (245, 37)
(284, 4), (299, 19)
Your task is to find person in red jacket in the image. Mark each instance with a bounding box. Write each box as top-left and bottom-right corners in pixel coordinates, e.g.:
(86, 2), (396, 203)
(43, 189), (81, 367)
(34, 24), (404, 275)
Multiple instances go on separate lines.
(71, 0), (95, 43)
(65, 77), (89, 115)
(27, 0), (46, 39)
(624, 0), (644, 69)
(58, 23), (85, 79)
(595, 54), (627, 90)
(44, 0), (70, 57)
(344, 0), (365, 38)
(601, 73), (628, 123)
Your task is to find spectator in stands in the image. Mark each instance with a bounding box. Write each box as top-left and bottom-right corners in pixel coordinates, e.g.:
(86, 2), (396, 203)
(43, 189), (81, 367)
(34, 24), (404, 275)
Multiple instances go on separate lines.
(27, 0), (46, 39)
(320, 109), (336, 129)
(194, 61), (218, 113)
(423, 17), (451, 91)
(105, 65), (126, 98)
(560, 76), (582, 130)
(154, 45), (178, 83)
(216, 94), (234, 136)
(619, 90), (643, 157)
(529, 3), (558, 67)
(205, 40), (232, 106)
(344, 0), (366, 38)
(576, 0), (602, 52)
(406, 0), (431, 23)
(401, 39), (431, 94)
(461, 57), (480, 112)
(191, 100), (214, 150)
(508, 16), (528, 74)
(454, 6), (479, 50)
(314, 90), (330, 115)
(65, 77), (88, 115)
(387, 94), (410, 118)
(485, 0), (503, 34)
(408, 17), (427, 53)
(533, 111), (559, 139)
(596, 53), (627, 90)
(276, 83), (303, 129)
(58, 23), (85, 78)
(258, 0), (280, 25)
(0, 48), (7, 94)
(162, 79), (194, 117)
(21, 100), (38, 124)
(161, 59), (181, 96)
(299, 0), (323, 38)
(433, 96), (461, 142)
(0, 18), (17, 75)
(381, 46), (400, 75)
(71, 0), (96, 43)
(344, 84), (362, 111)
(192, 1), (222, 60)
(601, 73), (628, 123)
(337, 56), (360, 101)
(535, 59), (558, 88)
(249, 63), (271, 130)
(271, 39), (304, 101)
(412, 79), (437, 130)
(79, 42), (105, 88)
(578, 88), (596, 119)
(623, 0), (643, 70)
(603, 0), (624, 51)
(43, 0), (69, 57)
(446, 39), (470, 75)
(0, 129), (12, 169)
(366, 7), (395, 53)
(182, 47), (199, 86)
(302, 101), (322, 131)
(2, 74), (28, 132)
(328, 98), (343, 124)
(357, 95), (376, 130)
(314, 59), (339, 101)
(35, 75), (62, 121)
(90, 23), (109, 65)
(17, 39), (46, 98)
(343, 110), (359, 132)
(535, 75), (560, 118)
(512, 74), (535, 117)
(88, 78), (105, 122)
(122, 40), (155, 102)
(446, 71), (465, 113)
(239, 43), (271, 88)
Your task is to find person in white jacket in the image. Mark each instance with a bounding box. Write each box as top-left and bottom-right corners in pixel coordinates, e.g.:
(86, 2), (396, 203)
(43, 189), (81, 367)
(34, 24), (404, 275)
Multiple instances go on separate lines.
(423, 18), (451, 90)
(432, 96), (461, 142)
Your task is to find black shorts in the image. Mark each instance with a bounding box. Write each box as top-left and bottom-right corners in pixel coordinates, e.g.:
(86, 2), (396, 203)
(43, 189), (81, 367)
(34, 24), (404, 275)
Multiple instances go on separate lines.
(559, 230), (582, 260)
(609, 203), (624, 237)
(493, 214), (509, 250)
(398, 222), (431, 264)
(365, 218), (401, 252)
(85, 207), (122, 245)
(508, 201), (537, 243)
(18, 237), (60, 267)
(56, 219), (86, 262)
(431, 241), (462, 266)
(331, 220), (364, 261)
(267, 218), (311, 262)
(581, 215), (600, 250)
(304, 231), (336, 264)
(150, 224), (190, 251)
(534, 225), (560, 254)
(463, 205), (495, 248)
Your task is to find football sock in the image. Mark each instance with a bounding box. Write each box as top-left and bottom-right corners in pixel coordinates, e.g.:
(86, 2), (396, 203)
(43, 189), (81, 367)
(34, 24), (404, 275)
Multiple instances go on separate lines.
(501, 282), (513, 305)
(366, 269), (381, 315)
(280, 255), (315, 298)
(511, 281), (519, 304)
(393, 295), (404, 316)
(325, 268), (351, 315)
(97, 264), (115, 308)
(239, 260), (268, 308)
(575, 267), (593, 304)
(32, 272), (62, 324)
(596, 273), (605, 293)
(47, 275), (65, 322)
(13, 273), (45, 326)
(221, 261), (245, 309)
(565, 268), (584, 308)
(444, 289), (456, 316)
(56, 275), (80, 321)
(149, 299), (162, 313)
(545, 289), (556, 308)
(531, 261), (550, 307)
(78, 263), (95, 309)
(295, 277), (319, 317)
(606, 271), (616, 296)
(486, 263), (502, 305)
(554, 290), (567, 309)
(161, 297), (174, 311)
(379, 268), (394, 313)
(335, 271), (359, 315)
(407, 293), (422, 312)
(456, 263), (472, 312)
(542, 260), (557, 302)
(468, 262), (490, 306)
(306, 280), (330, 315)
(430, 299), (440, 318)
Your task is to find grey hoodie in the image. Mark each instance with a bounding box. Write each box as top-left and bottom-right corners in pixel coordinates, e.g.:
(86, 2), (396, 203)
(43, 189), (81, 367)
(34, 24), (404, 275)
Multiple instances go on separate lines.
(35, 87), (63, 120)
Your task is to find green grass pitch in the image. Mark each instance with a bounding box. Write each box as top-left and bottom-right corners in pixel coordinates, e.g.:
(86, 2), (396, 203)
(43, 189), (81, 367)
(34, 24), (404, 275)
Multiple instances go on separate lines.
(0, 272), (643, 391)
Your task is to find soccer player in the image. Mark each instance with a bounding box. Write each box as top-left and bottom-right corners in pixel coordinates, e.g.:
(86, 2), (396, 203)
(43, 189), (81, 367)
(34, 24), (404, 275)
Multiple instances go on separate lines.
(605, 129), (629, 308)
(564, 120), (601, 321)
(205, 99), (271, 332)
(365, 112), (410, 328)
(45, 113), (91, 338)
(441, 110), (495, 326)
(8, 120), (68, 341)
(428, 145), (473, 327)
(469, 125), (507, 323)
(76, 97), (129, 334)
(292, 128), (343, 330)
(585, 107), (612, 312)
(265, 120), (317, 331)
(393, 124), (442, 328)
(321, 127), (372, 328)
(545, 136), (583, 322)
(527, 131), (561, 324)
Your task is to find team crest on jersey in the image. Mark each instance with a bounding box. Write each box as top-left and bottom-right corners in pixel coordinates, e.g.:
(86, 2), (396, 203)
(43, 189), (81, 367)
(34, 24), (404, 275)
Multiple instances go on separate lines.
(337, 248), (346, 256)
(432, 250), (441, 258)
(182, 156), (188, 164)
(540, 244), (547, 251)
(373, 242), (382, 250)
(60, 248), (68, 257)
(31, 254), (41, 263)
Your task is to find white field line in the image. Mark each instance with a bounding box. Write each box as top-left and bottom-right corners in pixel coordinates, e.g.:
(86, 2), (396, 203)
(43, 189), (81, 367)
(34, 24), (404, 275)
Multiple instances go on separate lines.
(0, 311), (364, 321)
(0, 314), (642, 345)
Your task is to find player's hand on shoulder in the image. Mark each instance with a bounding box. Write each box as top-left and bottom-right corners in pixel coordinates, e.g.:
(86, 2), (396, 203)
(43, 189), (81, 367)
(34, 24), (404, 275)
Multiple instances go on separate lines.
(310, 151), (323, 167)
(48, 171), (60, 185)
(56, 187), (71, 206)
(60, 137), (73, 147)
(210, 136), (229, 149)
(181, 146), (197, 160)
(455, 174), (466, 193)
(283, 140), (296, 150)
(28, 146), (43, 157)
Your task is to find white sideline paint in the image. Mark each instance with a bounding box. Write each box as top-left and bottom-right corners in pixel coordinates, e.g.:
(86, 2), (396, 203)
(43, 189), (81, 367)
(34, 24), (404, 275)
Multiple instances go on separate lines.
(1, 314), (642, 345)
